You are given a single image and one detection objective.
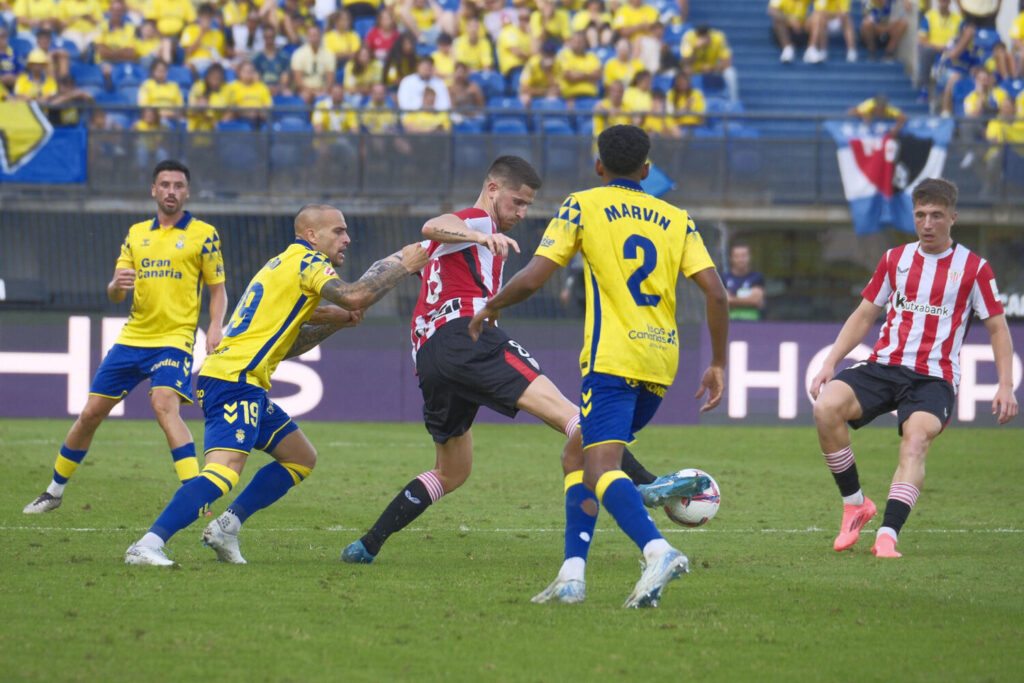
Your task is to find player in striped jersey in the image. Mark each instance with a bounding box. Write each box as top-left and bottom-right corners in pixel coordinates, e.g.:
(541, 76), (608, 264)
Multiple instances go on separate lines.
(341, 157), (701, 593)
(124, 205), (428, 566)
(811, 178), (1017, 558)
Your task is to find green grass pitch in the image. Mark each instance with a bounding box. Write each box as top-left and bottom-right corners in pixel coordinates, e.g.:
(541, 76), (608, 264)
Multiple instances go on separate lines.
(1, 419), (1021, 681)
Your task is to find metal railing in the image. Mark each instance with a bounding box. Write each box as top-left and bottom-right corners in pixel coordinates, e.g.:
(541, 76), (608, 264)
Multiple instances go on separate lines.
(7, 104), (1024, 208)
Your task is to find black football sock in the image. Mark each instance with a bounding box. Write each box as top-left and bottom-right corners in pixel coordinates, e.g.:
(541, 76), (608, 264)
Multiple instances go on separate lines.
(360, 478), (433, 556)
(621, 448), (657, 485)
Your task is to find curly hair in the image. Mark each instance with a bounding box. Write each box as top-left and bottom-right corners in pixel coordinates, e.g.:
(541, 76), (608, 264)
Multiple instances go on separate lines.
(597, 125), (650, 177)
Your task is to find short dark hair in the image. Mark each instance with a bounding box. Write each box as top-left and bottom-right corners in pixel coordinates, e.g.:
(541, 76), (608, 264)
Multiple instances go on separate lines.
(486, 156), (542, 191)
(598, 125), (650, 177)
(912, 178), (957, 209)
(152, 159), (191, 184)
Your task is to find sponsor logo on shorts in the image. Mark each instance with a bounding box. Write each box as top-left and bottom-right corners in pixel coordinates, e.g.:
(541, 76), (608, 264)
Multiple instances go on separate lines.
(150, 358), (182, 372)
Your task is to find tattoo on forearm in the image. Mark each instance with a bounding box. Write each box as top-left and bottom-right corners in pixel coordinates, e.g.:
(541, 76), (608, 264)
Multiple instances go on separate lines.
(320, 257), (408, 309)
(285, 323), (341, 359)
(433, 227), (471, 240)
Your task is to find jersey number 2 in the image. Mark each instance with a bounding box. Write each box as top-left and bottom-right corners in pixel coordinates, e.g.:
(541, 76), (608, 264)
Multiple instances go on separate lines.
(225, 282), (264, 337)
(624, 234), (661, 307)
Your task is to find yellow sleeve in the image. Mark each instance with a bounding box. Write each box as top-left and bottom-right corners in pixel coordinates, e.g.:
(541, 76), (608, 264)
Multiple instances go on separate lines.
(201, 226), (226, 285)
(42, 78), (57, 97)
(680, 32), (695, 59)
(137, 80), (152, 106)
(855, 98), (874, 115)
(115, 234), (135, 269)
(679, 215), (715, 277)
(534, 194), (583, 267)
(179, 24), (198, 47)
(300, 254), (341, 296)
(985, 119), (1002, 143)
(13, 74), (31, 97)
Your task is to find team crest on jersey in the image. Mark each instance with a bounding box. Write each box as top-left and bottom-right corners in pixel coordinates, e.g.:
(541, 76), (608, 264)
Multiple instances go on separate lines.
(948, 270), (962, 283)
(176, 239), (185, 249)
(235, 429), (246, 444)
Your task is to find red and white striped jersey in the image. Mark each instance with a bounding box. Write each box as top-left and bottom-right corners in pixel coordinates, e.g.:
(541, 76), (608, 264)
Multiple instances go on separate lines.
(862, 241), (1004, 390)
(410, 207), (502, 356)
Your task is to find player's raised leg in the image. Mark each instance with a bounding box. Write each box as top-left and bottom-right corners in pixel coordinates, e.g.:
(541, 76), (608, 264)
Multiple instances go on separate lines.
(343, 432), (469, 564)
(813, 377), (876, 551)
(873, 411), (941, 558)
(23, 394), (121, 514)
(204, 416), (312, 564)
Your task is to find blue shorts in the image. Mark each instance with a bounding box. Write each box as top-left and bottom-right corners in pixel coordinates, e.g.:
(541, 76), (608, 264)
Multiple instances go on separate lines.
(196, 376), (298, 455)
(90, 343), (194, 403)
(579, 372), (666, 449)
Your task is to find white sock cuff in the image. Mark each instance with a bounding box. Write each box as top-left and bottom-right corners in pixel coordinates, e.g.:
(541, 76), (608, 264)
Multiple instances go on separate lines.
(823, 446), (855, 473)
(416, 470), (445, 503)
(558, 556), (586, 581)
(888, 481), (921, 508)
(564, 412), (580, 438)
(877, 526), (898, 542)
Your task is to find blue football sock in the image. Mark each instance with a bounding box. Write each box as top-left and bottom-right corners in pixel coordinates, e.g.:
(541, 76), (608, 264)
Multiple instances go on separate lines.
(597, 471), (662, 551)
(227, 461), (310, 524)
(564, 472), (598, 561)
(53, 445), (87, 485)
(150, 464), (238, 542)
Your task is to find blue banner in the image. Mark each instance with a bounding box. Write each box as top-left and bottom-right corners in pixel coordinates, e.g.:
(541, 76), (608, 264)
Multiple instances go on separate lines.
(825, 118), (955, 235)
(0, 101), (87, 184)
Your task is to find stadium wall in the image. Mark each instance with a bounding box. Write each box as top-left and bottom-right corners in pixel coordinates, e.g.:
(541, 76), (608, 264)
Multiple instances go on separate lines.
(1, 313), (1019, 428)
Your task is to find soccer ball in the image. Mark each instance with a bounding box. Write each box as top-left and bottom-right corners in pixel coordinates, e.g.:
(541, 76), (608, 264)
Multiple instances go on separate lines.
(663, 468), (720, 527)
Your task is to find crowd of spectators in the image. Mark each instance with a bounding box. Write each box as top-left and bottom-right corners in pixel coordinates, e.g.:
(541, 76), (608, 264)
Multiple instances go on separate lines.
(1, 0), (1024, 147)
(0, 0), (734, 139)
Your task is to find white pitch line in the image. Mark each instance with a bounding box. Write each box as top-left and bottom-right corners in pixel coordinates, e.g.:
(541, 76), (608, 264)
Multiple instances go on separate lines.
(1, 526), (1021, 534)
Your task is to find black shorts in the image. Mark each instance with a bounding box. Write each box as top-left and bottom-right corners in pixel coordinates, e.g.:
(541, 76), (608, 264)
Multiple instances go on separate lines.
(961, 11), (997, 29)
(416, 318), (543, 443)
(834, 361), (954, 435)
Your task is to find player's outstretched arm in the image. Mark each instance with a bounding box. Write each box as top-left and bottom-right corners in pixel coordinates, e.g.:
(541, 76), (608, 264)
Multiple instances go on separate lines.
(691, 267), (729, 412)
(107, 267), (135, 303)
(468, 255), (561, 341)
(983, 313), (1019, 424)
(205, 281), (228, 353)
(284, 306), (365, 359)
(320, 243), (428, 311)
(422, 213), (520, 260)
(809, 298), (883, 399)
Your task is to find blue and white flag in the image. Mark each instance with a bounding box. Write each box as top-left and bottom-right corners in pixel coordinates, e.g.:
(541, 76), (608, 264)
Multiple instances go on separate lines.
(825, 118), (955, 235)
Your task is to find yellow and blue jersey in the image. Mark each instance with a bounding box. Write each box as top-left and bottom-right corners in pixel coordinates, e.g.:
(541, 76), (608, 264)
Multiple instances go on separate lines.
(115, 211), (225, 353)
(201, 239), (340, 390)
(535, 179), (715, 386)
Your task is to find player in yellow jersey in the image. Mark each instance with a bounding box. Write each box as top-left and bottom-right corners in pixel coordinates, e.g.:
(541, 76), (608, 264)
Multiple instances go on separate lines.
(124, 205), (429, 566)
(470, 126), (729, 607)
(24, 160), (228, 515)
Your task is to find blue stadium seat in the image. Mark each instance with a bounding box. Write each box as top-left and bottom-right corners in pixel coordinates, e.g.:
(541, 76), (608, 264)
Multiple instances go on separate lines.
(11, 36), (33, 59)
(576, 117), (593, 137)
(106, 111), (132, 129)
(453, 117), (485, 134)
(116, 85), (139, 105)
(487, 96), (527, 128)
(491, 117), (529, 135)
(952, 78), (975, 116)
(166, 65), (194, 91)
(222, 66), (236, 82)
(437, 0), (460, 10)
(216, 119), (254, 131)
(416, 42), (436, 57)
(273, 117), (313, 132)
(470, 71), (505, 100)
(540, 117), (574, 135)
(530, 96), (570, 131)
(70, 63), (106, 89)
(56, 38), (81, 62)
(663, 22), (689, 57)
(354, 17), (375, 40)
(504, 66), (523, 96)
(1003, 78), (1024, 100)
(591, 45), (614, 64)
(571, 96), (599, 129)
(110, 62), (146, 89)
(272, 94), (307, 122)
(652, 72), (674, 94)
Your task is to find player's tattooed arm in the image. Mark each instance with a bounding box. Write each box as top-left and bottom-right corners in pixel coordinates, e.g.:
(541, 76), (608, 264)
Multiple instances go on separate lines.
(284, 308), (364, 359)
(319, 243), (429, 310)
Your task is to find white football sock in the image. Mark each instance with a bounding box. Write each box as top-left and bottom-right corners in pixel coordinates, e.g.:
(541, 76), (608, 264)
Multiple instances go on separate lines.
(877, 526), (898, 542)
(842, 490), (865, 506)
(138, 532), (164, 549)
(557, 557), (585, 582)
(218, 510), (242, 534)
(642, 538), (672, 562)
(46, 481), (66, 497)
